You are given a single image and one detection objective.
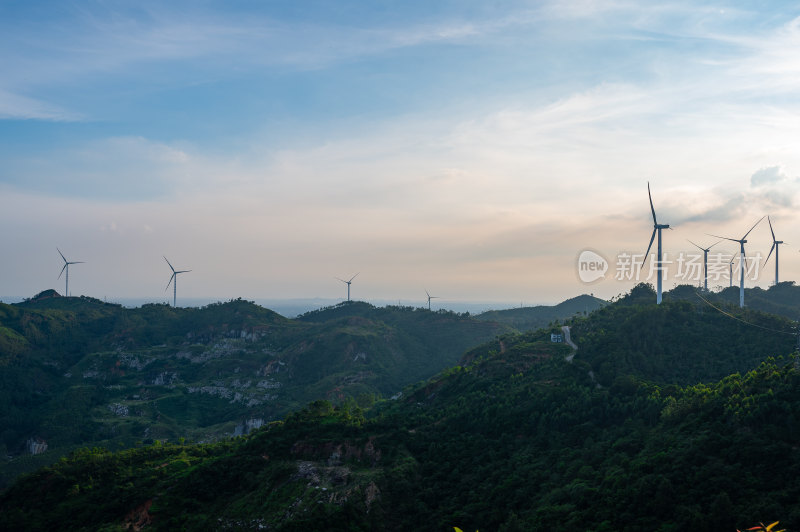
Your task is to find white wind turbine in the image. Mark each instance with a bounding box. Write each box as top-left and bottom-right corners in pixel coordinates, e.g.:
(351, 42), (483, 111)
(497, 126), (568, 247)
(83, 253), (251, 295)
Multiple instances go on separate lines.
(336, 273), (359, 302)
(687, 239), (722, 292)
(708, 216), (764, 308)
(164, 256), (191, 307)
(57, 248), (84, 297)
(728, 255), (735, 288)
(425, 289), (439, 310)
(764, 216), (785, 286)
(642, 182), (670, 304)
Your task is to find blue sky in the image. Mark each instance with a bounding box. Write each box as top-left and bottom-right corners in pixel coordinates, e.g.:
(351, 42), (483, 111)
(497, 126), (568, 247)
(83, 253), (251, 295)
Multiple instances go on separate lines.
(1, 1), (799, 305)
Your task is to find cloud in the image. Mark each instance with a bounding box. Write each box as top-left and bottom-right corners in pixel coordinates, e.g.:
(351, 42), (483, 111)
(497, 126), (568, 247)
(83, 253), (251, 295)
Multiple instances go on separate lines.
(0, 89), (81, 121)
(0, 136), (195, 201)
(751, 165), (789, 186)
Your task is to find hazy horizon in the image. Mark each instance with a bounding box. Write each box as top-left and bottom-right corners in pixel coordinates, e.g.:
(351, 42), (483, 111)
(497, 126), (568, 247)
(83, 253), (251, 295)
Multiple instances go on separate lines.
(0, 293), (586, 318)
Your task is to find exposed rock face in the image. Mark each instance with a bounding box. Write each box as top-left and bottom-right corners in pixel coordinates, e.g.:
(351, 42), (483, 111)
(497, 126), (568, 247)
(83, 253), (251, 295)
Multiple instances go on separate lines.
(284, 437), (384, 514)
(290, 437), (382, 466)
(123, 499), (153, 531)
(364, 481), (380, 512)
(107, 403), (130, 417)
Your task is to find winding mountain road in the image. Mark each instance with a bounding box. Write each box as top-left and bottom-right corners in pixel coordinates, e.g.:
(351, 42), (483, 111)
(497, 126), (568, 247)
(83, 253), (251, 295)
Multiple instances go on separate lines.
(561, 326), (578, 350)
(562, 325), (578, 362)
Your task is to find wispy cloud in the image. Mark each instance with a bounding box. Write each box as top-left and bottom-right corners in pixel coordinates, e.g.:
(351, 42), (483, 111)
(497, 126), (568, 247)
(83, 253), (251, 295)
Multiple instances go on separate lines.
(0, 89), (82, 121)
(1, 136), (194, 200)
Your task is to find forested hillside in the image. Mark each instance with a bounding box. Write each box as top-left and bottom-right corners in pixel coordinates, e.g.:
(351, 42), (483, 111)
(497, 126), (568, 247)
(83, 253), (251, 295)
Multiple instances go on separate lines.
(2, 286), (798, 531)
(0, 295), (509, 488)
(572, 283), (797, 386)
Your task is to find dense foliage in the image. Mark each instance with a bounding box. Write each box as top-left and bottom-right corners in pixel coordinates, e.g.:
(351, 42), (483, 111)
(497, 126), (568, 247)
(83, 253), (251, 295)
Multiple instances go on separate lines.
(1, 288), (798, 531)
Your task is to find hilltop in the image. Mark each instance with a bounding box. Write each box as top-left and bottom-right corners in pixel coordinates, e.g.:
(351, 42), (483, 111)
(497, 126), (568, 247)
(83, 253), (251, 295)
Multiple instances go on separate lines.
(1, 285), (798, 530)
(474, 294), (607, 331)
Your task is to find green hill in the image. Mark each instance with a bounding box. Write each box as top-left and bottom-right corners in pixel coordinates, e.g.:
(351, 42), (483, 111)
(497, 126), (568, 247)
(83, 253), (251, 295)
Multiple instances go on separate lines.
(474, 294), (607, 331)
(2, 287), (798, 530)
(715, 282), (800, 321)
(573, 284), (797, 386)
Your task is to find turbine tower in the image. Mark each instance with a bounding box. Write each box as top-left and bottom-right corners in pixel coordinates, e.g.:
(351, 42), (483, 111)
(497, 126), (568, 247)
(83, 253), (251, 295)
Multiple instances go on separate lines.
(57, 248), (84, 297)
(687, 239), (721, 292)
(164, 256), (191, 307)
(643, 182), (670, 304)
(764, 216), (785, 286)
(336, 273), (359, 302)
(709, 216), (764, 308)
(425, 289), (439, 311)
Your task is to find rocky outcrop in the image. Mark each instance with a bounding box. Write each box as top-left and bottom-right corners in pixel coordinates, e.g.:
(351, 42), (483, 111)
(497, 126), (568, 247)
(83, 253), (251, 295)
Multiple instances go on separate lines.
(123, 499), (153, 531)
(290, 437), (381, 466)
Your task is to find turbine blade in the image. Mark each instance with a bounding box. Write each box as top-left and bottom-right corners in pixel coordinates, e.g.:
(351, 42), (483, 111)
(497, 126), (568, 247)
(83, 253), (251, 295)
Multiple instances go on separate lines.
(768, 215), (776, 242)
(687, 239), (703, 251)
(742, 216), (765, 240)
(349, 272), (360, 282)
(641, 228), (657, 269)
(764, 242), (776, 266)
(425, 289), (430, 298)
(706, 233), (739, 243)
(58, 263), (67, 279)
(57, 248), (67, 262)
(166, 273), (176, 291)
(336, 277), (346, 283)
(647, 182), (658, 224)
(164, 256), (175, 273)
(707, 240), (723, 250)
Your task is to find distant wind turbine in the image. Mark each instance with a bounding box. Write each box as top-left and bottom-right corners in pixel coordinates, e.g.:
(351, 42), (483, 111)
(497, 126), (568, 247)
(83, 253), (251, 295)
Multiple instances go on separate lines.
(57, 248), (84, 297)
(687, 239), (722, 292)
(425, 289), (439, 310)
(764, 216), (785, 286)
(642, 182), (670, 304)
(708, 216), (764, 308)
(728, 255), (735, 288)
(164, 256), (191, 307)
(336, 273), (359, 302)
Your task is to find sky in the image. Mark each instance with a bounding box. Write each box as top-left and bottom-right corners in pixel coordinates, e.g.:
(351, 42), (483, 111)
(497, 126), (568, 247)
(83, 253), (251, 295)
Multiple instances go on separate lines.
(1, 0), (799, 307)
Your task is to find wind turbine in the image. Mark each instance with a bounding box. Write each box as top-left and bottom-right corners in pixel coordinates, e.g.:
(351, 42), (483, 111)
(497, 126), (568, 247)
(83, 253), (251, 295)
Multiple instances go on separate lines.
(57, 248), (84, 297)
(164, 256), (191, 307)
(764, 216), (785, 286)
(425, 289), (439, 310)
(708, 216), (764, 308)
(728, 255), (735, 288)
(687, 239), (722, 292)
(336, 273), (359, 302)
(643, 182), (670, 304)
